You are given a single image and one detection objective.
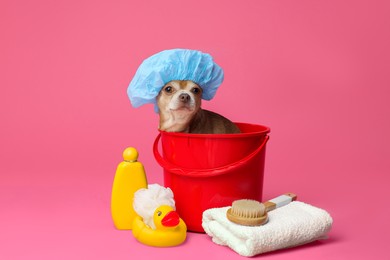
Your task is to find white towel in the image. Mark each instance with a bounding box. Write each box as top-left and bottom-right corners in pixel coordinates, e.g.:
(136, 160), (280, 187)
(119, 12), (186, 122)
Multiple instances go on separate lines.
(202, 201), (333, 257)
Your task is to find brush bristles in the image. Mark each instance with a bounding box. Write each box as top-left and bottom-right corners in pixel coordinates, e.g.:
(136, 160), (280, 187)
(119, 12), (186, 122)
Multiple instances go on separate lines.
(231, 199), (266, 218)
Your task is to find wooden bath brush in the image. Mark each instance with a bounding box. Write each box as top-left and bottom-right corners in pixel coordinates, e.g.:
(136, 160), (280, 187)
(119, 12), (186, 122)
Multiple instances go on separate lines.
(226, 193), (297, 226)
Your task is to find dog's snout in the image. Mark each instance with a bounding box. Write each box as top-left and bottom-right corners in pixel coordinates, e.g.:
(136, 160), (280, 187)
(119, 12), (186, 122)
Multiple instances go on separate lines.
(179, 93), (190, 103)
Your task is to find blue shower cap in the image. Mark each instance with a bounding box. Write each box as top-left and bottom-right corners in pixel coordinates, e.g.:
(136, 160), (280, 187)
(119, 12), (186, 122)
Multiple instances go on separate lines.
(127, 49), (224, 112)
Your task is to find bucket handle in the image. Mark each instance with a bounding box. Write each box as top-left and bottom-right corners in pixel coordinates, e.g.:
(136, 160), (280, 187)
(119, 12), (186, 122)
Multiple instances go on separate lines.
(153, 133), (269, 178)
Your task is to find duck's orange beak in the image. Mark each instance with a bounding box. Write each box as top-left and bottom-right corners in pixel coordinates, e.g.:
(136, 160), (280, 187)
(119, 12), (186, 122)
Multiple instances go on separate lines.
(161, 211), (180, 227)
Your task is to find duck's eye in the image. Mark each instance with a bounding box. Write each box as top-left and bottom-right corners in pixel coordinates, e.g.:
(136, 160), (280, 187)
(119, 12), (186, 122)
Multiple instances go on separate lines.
(164, 86), (173, 93)
(191, 87), (201, 94)
(157, 211), (162, 216)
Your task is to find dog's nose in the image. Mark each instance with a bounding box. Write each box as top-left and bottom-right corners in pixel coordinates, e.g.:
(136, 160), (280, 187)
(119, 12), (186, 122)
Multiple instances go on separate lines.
(179, 93), (190, 103)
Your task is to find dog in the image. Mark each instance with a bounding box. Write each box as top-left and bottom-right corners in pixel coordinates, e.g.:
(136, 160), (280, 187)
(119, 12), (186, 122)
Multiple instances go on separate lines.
(156, 80), (240, 134)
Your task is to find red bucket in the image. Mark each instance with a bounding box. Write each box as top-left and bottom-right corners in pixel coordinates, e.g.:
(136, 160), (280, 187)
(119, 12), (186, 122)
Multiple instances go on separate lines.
(153, 123), (270, 232)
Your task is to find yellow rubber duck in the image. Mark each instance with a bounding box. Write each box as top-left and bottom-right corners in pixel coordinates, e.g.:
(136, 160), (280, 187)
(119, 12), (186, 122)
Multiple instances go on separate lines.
(132, 205), (187, 247)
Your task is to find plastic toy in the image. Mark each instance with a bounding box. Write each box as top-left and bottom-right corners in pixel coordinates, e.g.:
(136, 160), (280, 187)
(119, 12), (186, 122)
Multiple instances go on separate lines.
(132, 184), (187, 247)
(132, 205), (187, 247)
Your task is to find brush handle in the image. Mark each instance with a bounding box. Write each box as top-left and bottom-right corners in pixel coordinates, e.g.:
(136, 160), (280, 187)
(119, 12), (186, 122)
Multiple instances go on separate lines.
(263, 193), (297, 212)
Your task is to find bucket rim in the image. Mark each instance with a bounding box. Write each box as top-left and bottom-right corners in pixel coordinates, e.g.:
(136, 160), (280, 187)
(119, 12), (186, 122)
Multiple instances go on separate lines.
(158, 122), (270, 138)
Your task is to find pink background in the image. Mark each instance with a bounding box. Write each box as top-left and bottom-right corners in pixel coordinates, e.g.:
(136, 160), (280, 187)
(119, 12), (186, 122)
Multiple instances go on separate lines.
(1, 0), (389, 259)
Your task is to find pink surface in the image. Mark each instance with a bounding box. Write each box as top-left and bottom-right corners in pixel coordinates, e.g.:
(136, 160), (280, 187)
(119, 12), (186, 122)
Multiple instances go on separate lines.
(1, 0), (389, 259)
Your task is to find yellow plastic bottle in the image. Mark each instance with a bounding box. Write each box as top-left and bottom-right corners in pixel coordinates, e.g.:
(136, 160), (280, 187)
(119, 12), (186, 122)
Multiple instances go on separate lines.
(111, 147), (148, 230)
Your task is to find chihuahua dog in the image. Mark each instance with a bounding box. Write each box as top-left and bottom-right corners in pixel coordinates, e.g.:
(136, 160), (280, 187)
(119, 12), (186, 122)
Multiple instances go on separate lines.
(156, 80), (240, 134)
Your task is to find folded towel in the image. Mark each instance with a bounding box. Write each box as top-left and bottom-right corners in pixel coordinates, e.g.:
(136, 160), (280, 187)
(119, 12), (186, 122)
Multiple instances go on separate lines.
(202, 201), (333, 257)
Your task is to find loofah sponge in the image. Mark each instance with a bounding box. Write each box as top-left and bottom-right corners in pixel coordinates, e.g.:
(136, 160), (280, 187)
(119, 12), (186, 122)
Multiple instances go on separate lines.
(133, 184), (176, 229)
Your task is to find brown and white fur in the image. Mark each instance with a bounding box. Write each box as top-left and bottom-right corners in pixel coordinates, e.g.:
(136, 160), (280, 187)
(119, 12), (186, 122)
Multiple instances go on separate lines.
(156, 80), (240, 134)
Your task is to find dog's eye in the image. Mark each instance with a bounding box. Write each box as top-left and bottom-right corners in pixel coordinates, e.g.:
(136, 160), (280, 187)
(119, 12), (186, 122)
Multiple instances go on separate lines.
(164, 86), (173, 93)
(192, 87), (201, 94)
